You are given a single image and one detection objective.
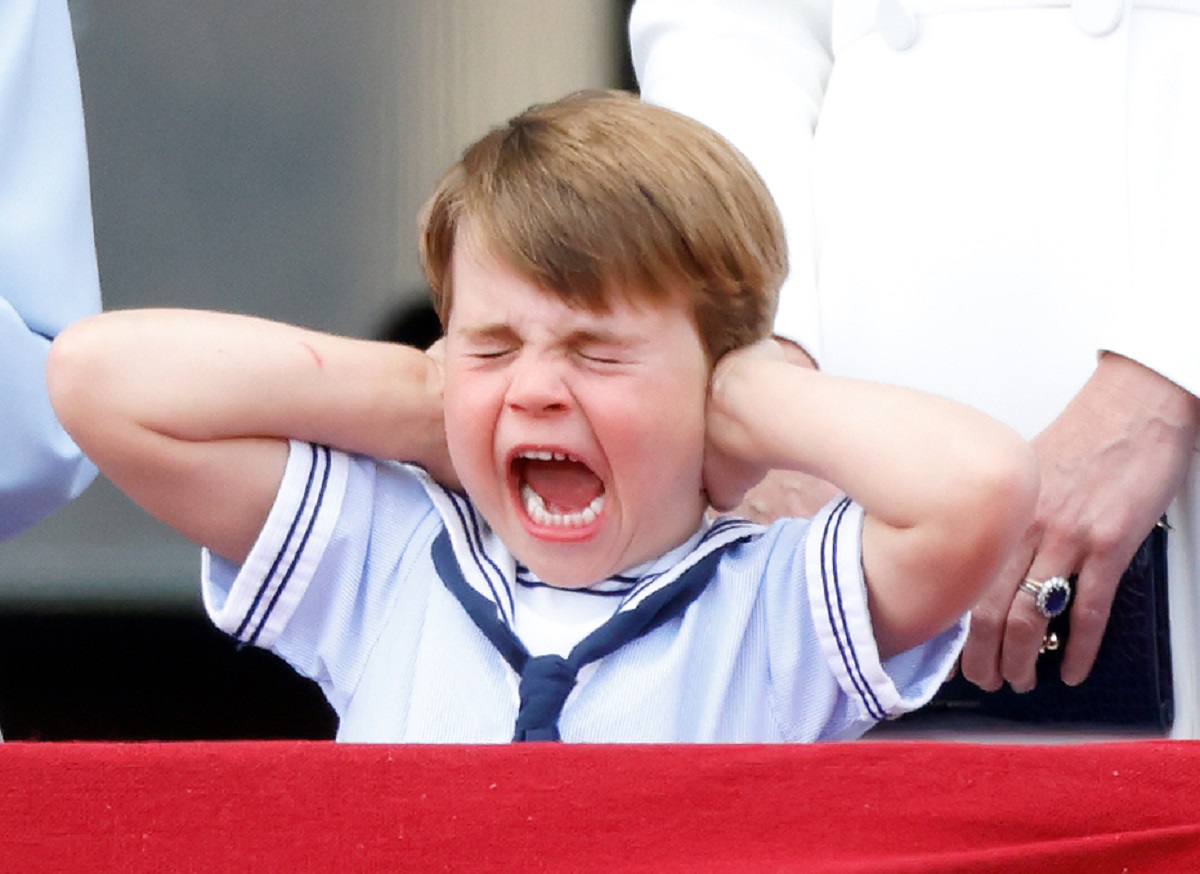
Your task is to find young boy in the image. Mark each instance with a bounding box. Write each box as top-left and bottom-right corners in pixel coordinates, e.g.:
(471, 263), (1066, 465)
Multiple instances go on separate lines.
(47, 90), (1037, 743)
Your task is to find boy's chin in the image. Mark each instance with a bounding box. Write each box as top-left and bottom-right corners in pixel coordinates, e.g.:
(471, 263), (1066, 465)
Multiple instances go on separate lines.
(509, 503), (709, 588)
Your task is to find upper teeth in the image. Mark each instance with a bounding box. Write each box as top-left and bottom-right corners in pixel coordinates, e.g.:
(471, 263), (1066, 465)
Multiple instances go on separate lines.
(519, 449), (575, 462)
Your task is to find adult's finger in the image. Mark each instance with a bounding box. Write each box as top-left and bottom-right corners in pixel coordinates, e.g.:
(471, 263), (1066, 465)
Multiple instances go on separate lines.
(959, 535), (1035, 692)
(1058, 547), (1127, 686)
(1000, 545), (1074, 693)
(733, 468), (838, 523)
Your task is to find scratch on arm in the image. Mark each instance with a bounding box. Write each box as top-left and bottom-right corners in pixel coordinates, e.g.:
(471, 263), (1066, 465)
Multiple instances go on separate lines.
(300, 341), (324, 369)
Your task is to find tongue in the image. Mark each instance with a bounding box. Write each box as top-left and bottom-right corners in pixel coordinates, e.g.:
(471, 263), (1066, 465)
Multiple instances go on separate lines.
(522, 459), (603, 513)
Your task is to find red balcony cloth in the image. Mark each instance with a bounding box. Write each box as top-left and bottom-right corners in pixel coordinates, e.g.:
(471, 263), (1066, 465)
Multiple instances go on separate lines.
(2, 740), (1199, 872)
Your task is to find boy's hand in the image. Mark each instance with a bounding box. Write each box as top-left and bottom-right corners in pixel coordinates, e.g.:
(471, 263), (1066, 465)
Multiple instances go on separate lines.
(702, 340), (785, 511)
(416, 338), (462, 492)
(719, 337), (838, 520)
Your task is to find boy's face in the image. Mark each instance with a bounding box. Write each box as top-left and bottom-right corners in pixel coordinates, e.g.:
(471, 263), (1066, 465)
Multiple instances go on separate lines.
(442, 235), (710, 588)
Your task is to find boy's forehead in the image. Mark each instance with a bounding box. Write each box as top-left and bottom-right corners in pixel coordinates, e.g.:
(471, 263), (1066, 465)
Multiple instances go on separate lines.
(446, 220), (703, 346)
(451, 240), (620, 318)
(452, 277), (643, 337)
(450, 263), (701, 350)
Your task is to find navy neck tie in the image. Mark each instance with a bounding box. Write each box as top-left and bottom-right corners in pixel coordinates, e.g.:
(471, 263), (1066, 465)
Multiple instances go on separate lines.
(432, 529), (744, 741)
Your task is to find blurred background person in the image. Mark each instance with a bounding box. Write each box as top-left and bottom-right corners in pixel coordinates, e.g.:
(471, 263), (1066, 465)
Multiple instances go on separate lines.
(0, 0), (101, 543)
(0, 0), (102, 740)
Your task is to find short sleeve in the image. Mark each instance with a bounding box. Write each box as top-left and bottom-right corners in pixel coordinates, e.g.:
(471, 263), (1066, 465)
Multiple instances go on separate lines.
(762, 496), (966, 741)
(804, 497), (966, 727)
(202, 441), (349, 648)
(202, 441), (442, 712)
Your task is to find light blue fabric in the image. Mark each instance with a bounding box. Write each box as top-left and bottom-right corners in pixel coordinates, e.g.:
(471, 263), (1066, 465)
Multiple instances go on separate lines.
(203, 441), (967, 743)
(0, 0), (101, 539)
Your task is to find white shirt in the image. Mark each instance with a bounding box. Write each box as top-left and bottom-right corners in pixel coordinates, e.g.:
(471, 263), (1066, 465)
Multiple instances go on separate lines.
(202, 441), (966, 743)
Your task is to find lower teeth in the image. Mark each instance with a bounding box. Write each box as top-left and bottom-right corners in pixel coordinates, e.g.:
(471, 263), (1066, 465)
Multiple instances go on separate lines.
(521, 485), (604, 527)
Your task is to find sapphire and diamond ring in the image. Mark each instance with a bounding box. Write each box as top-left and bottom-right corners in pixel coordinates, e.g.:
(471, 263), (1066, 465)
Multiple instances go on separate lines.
(1019, 575), (1072, 619)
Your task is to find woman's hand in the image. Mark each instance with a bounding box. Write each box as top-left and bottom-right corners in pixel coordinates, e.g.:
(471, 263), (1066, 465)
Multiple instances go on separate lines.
(960, 353), (1199, 692)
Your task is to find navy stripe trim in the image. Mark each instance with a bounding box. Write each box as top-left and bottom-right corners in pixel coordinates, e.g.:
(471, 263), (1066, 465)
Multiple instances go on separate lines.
(246, 446), (333, 647)
(233, 443), (321, 640)
(433, 530), (528, 672)
(619, 518), (760, 609)
(445, 490), (514, 625)
(516, 563), (639, 595)
(705, 517), (759, 539)
(246, 446), (333, 643)
(820, 498), (885, 720)
(571, 536), (750, 665)
(514, 576), (633, 597)
(435, 527), (752, 742)
(234, 444), (331, 646)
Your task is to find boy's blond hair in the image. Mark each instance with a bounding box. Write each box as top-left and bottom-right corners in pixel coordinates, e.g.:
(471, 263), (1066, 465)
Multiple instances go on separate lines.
(418, 89), (785, 365)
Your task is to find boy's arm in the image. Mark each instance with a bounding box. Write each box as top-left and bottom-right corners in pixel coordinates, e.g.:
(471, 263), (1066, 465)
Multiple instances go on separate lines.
(706, 341), (1039, 660)
(47, 309), (451, 565)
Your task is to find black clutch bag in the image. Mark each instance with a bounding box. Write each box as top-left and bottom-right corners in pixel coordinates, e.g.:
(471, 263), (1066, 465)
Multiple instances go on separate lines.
(913, 522), (1173, 730)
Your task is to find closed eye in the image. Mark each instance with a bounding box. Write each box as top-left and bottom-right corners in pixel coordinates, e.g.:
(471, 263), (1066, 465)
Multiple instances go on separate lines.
(456, 324), (519, 361)
(579, 352), (624, 365)
(574, 340), (632, 367)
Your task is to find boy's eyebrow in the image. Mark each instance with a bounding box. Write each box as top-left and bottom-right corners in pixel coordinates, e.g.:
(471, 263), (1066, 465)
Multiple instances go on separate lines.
(458, 323), (641, 348)
(562, 326), (633, 347)
(459, 323), (519, 344)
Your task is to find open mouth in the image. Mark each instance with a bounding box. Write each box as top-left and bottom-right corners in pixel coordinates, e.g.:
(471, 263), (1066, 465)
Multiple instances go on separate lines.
(513, 450), (605, 529)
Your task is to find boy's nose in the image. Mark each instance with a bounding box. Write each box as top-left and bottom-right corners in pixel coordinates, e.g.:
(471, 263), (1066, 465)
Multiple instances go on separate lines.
(505, 354), (570, 414)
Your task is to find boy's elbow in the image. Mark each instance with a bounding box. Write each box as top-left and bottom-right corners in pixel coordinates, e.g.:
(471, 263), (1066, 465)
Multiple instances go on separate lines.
(954, 437), (1040, 584)
(986, 439), (1039, 540)
(866, 433), (1039, 657)
(46, 316), (119, 444)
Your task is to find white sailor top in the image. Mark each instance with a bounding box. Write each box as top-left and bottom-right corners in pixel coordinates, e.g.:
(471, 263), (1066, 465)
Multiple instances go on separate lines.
(201, 440), (966, 743)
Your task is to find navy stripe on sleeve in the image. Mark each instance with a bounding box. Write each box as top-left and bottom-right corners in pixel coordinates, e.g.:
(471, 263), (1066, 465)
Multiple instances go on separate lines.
(819, 498), (886, 720)
(235, 443), (332, 646)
